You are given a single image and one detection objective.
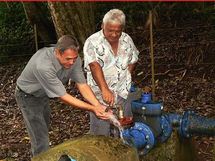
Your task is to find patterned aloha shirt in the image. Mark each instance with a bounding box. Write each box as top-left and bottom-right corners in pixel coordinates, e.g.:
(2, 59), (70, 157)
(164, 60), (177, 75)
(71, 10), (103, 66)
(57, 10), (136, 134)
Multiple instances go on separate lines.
(84, 30), (139, 101)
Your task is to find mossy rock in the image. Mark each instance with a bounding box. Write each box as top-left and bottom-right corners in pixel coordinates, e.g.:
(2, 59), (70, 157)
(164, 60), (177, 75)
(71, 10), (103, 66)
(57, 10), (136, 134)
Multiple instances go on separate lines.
(0, 158), (15, 161)
(32, 131), (212, 161)
(140, 131), (199, 161)
(32, 135), (139, 161)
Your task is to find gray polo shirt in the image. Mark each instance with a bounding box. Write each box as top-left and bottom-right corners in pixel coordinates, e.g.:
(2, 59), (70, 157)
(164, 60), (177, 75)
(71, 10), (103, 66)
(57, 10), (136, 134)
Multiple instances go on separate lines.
(17, 47), (86, 98)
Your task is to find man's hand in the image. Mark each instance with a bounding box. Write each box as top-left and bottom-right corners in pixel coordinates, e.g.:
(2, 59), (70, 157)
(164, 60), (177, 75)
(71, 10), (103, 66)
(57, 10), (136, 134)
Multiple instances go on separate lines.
(93, 104), (112, 120)
(101, 88), (115, 106)
(89, 62), (115, 106)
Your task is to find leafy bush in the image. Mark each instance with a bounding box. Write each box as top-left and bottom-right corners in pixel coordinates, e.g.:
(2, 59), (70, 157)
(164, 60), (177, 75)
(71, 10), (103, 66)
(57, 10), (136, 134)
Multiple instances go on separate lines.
(0, 2), (34, 63)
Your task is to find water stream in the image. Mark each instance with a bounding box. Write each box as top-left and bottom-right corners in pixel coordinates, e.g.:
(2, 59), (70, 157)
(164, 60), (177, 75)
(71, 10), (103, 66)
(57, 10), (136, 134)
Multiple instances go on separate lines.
(109, 114), (126, 143)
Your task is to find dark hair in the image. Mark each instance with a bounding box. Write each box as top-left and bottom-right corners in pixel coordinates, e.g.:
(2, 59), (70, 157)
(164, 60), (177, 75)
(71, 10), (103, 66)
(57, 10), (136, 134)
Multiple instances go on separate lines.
(56, 35), (79, 53)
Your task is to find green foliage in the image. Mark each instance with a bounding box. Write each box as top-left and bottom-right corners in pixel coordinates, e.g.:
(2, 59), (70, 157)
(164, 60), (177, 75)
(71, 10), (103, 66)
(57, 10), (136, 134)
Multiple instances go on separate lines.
(95, 2), (215, 29)
(0, 2), (214, 64)
(0, 2), (34, 62)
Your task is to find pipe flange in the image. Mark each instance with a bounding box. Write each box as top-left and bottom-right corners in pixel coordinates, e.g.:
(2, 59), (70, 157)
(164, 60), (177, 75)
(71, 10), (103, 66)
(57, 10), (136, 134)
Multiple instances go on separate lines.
(179, 110), (194, 138)
(122, 122), (155, 155)
(158, 115), (173, 143)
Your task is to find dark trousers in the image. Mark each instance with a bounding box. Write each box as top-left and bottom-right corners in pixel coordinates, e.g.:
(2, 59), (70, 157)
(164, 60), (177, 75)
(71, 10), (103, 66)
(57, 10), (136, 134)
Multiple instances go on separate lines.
(15, 87), (51, 156)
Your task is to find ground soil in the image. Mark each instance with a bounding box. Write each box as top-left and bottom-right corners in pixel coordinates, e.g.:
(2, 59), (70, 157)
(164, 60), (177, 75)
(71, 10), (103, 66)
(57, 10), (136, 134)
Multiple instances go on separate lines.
(0, 23), (215, 161)
(0, 57), (214, 161)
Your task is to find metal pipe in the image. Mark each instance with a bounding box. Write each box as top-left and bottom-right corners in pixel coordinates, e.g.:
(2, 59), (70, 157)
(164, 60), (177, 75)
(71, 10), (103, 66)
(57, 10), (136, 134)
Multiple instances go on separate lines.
(122, 122), (155, 155)
(128, 95), (215, 155)
(180, 111), (215, 138)
(167, 113), (182, 127)
(132, 100), (163, 137)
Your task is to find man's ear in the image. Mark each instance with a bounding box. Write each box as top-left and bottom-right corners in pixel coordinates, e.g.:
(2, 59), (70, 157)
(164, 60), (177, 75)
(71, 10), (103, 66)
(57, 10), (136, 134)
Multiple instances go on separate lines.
(101, 23), (104, 29)
(55, 49), (61, 58)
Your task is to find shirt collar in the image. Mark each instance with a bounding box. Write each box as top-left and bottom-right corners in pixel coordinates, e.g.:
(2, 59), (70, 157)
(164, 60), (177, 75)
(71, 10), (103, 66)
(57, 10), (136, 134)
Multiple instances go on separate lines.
(99, 30), (106, 42)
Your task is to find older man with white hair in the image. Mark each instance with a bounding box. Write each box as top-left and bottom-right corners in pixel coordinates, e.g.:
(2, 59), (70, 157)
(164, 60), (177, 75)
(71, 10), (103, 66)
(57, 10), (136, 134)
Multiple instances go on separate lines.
(84, 9), (139, 136)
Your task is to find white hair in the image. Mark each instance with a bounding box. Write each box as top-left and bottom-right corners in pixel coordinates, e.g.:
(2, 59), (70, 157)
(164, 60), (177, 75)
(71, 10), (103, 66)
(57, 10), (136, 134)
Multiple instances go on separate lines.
(102, 9), (126, 27)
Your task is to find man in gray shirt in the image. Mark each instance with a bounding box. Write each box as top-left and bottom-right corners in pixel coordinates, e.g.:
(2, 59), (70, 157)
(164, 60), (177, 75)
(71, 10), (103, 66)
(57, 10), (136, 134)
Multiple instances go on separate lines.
(15, 35), (111, 157)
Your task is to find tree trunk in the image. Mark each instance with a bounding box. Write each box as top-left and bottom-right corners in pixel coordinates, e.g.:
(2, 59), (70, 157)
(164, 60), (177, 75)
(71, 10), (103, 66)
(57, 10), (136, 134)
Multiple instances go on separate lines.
(48, 2), (95, 49)
(22, 2), (57, 44)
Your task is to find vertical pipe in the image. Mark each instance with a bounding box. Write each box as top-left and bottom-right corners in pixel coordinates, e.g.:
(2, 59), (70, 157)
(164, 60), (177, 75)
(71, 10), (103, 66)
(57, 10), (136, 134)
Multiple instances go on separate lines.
(34, 24), (38, 51)
(149, 11), (155, 101)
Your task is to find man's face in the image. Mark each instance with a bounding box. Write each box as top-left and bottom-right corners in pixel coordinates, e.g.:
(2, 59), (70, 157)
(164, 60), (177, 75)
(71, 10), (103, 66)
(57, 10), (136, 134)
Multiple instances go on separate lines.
(102, 22), (122, 44)
(56, 48), (78, 69)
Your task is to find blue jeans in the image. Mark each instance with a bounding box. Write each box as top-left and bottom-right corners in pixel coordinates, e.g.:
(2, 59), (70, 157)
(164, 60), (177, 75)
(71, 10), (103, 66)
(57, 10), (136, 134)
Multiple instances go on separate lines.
(15, 86), (51, 156)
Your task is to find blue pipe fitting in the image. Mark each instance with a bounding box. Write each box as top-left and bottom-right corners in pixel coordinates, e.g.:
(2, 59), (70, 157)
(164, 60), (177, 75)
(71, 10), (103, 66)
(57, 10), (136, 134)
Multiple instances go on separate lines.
(129, 90), (215, 155)
(130, 83), (136, 92)
(167, 113), (182, 127)
(179, 111), (193, 138)
(179, 110), (215, 138)
(122, 122), (155, 155)
(158, 115), (173, 143)
(141, 93), (152, 103)
(131, 98), (163, 137)
(132, 100), (163, 116)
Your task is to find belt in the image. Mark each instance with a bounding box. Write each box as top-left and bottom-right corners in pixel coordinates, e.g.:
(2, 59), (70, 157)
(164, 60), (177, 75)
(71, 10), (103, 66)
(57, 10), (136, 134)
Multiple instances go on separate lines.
(16, 86), (35, 97)
(16, 85), (23, 92)
(16, 86), (28, 95)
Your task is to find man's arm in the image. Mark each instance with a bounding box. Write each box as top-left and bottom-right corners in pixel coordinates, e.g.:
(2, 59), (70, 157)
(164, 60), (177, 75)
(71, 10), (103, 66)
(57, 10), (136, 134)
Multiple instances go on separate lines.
(59, 93), (109, 120)
(89, 61), (115, 106)
(128, 63), (136, 74)
(76, 83), (100, 106)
